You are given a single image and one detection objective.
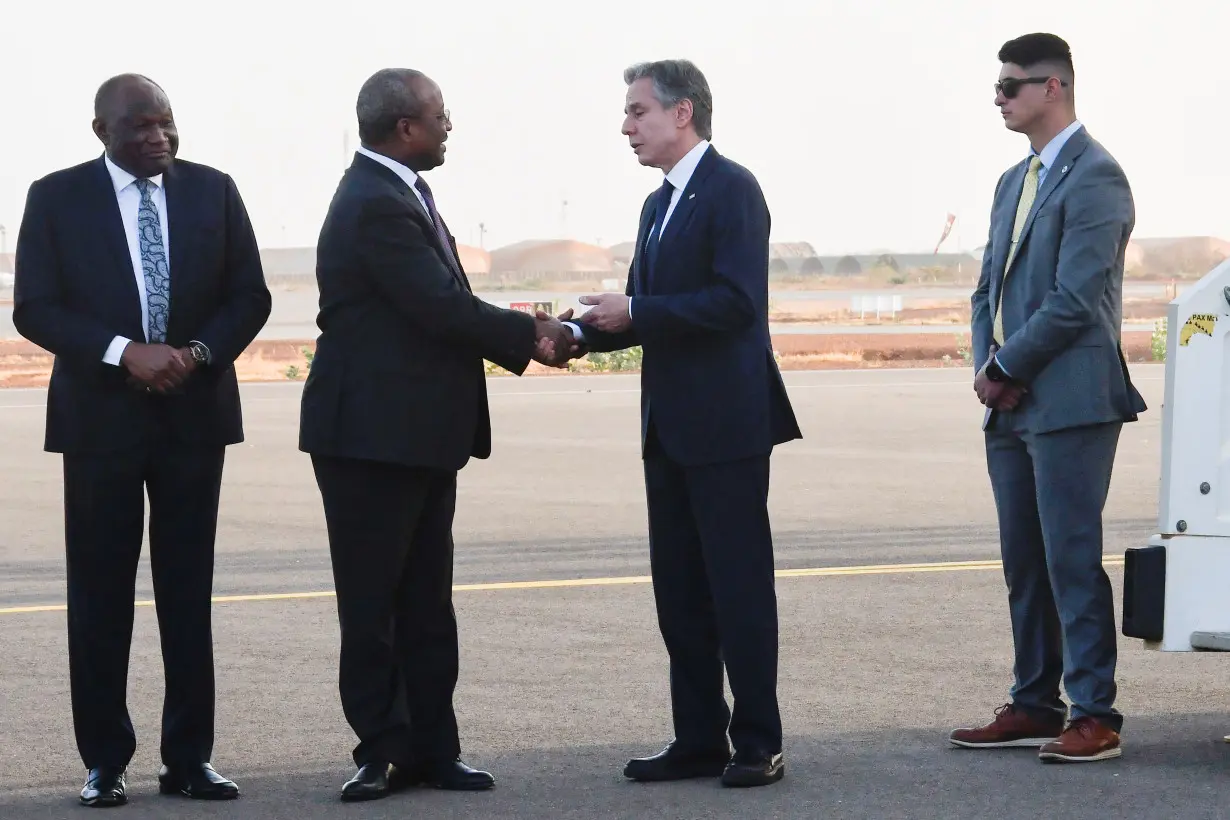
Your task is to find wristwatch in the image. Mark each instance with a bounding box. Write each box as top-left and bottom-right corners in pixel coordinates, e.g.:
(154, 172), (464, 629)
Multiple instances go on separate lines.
(188, 340), (212, 367)
(985, 357), (1007, 382)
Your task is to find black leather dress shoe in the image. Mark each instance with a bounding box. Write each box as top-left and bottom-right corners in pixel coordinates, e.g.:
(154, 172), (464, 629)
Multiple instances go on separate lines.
(341, 762), (394, 802)
(158, 762), (239, 800)
(81, 767), (127, 807)
(624, 742), (731, 782)
(720, 750), (784, 787)
(404, 758), (495, 790)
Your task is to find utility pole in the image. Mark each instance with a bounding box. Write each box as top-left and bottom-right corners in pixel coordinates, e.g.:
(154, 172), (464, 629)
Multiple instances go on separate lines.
(478, 222), (486, 249)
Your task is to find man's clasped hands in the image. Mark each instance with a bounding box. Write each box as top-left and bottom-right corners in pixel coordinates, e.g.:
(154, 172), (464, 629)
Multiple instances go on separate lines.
(973, 344), (1027, 412)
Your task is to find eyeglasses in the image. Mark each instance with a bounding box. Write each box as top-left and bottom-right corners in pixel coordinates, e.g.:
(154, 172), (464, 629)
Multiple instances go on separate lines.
(406, 110), (451, 127)
(995, 77), (1068, 99)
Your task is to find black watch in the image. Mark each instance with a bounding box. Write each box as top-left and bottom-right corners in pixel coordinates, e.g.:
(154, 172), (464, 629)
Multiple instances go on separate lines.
(985, 358), (1007, 382)
(188, 341), (211, 366)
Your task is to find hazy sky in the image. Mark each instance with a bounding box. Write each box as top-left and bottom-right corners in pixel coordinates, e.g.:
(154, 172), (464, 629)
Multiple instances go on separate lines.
(1, 0), (1225, 256)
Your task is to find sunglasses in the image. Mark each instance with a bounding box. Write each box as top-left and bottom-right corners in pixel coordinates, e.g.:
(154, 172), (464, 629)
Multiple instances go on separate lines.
(995, 76), (1068, 99)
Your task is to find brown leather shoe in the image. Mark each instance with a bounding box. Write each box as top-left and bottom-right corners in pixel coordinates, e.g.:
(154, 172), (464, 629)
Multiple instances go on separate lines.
(1038, 717), (1121, 763)
(949, 703), (1065, 749)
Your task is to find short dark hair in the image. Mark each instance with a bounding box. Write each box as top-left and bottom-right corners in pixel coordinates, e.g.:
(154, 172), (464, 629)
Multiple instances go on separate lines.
(998, 33), (1074, 78)
(356, 68), (427, 145)
(623, 59), (713, 141)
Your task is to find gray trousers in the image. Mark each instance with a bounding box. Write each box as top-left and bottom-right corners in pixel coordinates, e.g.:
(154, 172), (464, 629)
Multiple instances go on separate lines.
(985, 416), (1123, 731)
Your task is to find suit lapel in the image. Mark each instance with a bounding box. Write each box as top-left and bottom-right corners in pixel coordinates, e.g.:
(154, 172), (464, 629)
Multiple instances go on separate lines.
(1013, 127), (1090, 254)
(352, 154), (468, 290)
(632, 196), (656, 295)
(162, 163), (191, 330)
(988, 160), (1027, 308)
(90, 158), (143, 310)
(655, 145), (719, 260)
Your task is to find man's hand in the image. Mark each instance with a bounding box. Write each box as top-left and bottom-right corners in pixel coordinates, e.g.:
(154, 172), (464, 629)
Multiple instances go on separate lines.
(120, 343), (192, 393)
(532, 314), (578, 368)
(973, 344), (1025, 412)
(578, 293), (631, 333)
(535, 308), (587, 363)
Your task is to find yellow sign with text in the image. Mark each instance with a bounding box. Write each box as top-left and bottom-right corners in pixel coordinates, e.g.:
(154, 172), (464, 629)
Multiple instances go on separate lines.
(1179, 313), (1217, 346)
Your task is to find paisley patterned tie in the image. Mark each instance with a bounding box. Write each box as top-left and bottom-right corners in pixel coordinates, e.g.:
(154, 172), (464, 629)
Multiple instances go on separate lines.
(135, 179), (170, 343)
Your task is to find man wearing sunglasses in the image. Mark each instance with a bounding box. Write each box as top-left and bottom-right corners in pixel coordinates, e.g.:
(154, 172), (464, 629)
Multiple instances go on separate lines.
(951, 33), (1146, 763)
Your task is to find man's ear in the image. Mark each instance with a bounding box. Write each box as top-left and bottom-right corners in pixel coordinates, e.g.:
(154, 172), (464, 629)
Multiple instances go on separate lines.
(675, 98), (694, 129)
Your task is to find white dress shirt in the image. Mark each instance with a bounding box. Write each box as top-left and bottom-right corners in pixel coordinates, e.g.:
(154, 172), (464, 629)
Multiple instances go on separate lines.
(566, 139), (712, 339)
(651, 138), (710, 241)
(1032, 119), (1083, 188)
(102, 154), (170, 365)
(356, 145), (430, 214)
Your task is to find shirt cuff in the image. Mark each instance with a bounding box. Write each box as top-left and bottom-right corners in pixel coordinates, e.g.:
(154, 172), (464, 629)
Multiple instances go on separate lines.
(103, 336), (132, 366)
(563, 322), (585, 341)
(994, 354), (1011, 378)
(628, 297), (633, 319)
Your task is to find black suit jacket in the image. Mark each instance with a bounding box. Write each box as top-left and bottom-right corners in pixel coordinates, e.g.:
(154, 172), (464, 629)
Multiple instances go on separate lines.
(298, 152), (538, 472)
(581, 145), (802, 466)
(13, 155), (272, 455)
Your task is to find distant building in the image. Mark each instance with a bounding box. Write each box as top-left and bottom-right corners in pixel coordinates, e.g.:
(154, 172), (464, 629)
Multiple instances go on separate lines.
(769, 242), (826, 275)
(809, 252), (979, 276)
(490, 240), (617, 277)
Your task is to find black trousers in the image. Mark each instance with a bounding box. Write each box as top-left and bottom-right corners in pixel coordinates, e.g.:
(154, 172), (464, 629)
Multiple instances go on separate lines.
(63, 438), (225, 770)
(311, 455), (462, 769)
(642, 424), (781, 756)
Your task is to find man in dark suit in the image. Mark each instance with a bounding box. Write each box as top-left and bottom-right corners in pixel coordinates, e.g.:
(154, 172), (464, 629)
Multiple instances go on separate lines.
(298, 67), (573, 802)
(561, 59), (801, 788)
(949, 33), (1146, 763)
(13, 74), (271, 806)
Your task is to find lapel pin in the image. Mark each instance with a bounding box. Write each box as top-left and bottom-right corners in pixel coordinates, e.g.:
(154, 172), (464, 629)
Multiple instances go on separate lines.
(1061, 165), (1069, 174)
(688, 193), (695, 199)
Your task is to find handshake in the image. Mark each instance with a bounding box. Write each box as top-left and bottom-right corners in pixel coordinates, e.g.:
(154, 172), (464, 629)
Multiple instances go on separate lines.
(527, 293), (632, 368)
(531, 307), (584, 368)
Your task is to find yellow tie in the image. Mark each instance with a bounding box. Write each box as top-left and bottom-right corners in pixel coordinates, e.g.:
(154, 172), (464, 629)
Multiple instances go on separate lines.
(993, 155), (1044, 345)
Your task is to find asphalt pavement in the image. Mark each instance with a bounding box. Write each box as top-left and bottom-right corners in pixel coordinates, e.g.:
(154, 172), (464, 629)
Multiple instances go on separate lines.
(3, 366), (1229, 820)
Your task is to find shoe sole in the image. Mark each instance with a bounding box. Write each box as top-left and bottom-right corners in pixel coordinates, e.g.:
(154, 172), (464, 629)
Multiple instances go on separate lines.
(80, 796), (127, 808)
(158, 783), (239, 800)
(624, 761), (729, 782)
(721, 766), (785, 788)
(949, 737), (1059, 749)
(625, 770), (726, 782)
(419, 781), (495, 791)
(1039, 747), (1122, 763)
(340, 789), (391, 802)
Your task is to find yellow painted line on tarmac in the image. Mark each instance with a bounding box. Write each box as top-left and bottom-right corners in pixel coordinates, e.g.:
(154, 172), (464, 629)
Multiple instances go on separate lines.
(0, 556), (1127, 616)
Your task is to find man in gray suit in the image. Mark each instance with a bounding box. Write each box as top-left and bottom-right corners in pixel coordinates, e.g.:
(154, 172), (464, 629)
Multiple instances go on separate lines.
(948, 32), (1147, 763)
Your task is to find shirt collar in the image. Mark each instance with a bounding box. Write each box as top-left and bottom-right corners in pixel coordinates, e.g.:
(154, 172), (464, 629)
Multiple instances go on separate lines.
(356, 145), (420, 191)
(1031, 120), (1083, 172)
(664, 139), (711, 191)
(103, 153), (162, 193)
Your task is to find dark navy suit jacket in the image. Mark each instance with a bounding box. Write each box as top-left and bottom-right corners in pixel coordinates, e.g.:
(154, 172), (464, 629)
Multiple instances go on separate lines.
(13, 155), (271, 455)
(580, 144), (801, 466)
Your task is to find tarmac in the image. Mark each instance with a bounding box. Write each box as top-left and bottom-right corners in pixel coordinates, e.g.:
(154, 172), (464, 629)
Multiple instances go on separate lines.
(3, 366), (1229, 819)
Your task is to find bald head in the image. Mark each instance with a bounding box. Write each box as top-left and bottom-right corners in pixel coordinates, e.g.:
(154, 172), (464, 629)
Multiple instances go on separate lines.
(94, 74), (167, 122)
(355, 68), (451, 172)
(91, 73), (178, 178)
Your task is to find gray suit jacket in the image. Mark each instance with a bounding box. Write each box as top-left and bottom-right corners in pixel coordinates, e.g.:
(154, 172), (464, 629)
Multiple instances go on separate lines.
(970, 125), (1147, 434)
